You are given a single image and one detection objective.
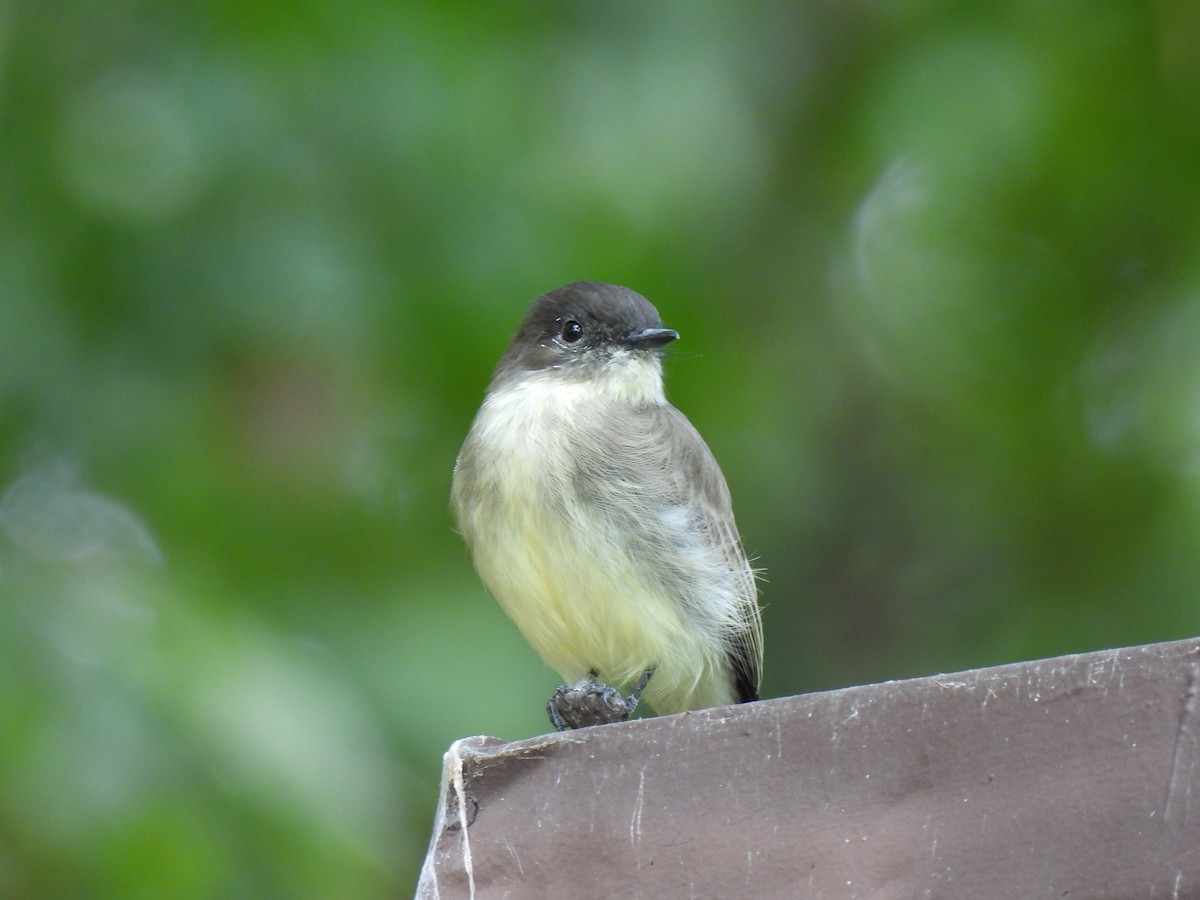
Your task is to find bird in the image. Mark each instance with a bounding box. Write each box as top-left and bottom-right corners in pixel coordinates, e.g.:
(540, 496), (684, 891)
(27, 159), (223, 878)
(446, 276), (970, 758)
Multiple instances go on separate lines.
(451, 281), (762, 728)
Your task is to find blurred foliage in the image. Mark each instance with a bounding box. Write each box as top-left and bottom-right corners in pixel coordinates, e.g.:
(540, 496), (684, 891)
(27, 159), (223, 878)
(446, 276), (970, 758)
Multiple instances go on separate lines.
(3, 0), (1200, 894)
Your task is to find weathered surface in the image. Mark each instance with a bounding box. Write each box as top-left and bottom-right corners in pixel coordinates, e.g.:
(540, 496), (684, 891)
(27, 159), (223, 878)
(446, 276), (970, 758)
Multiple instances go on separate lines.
(417, 638), (1200, 899)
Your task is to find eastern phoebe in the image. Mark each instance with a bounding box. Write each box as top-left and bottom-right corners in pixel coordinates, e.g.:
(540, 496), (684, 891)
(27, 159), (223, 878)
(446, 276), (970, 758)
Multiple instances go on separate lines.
(452, 282), (763, 729)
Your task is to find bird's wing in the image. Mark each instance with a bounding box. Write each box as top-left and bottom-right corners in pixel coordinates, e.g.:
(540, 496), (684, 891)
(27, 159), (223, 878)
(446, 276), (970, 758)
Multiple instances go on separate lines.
(572, 401), (763, 700)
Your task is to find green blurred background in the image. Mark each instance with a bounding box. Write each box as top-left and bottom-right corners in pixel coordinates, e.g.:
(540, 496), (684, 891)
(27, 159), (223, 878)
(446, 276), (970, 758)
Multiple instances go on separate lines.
(3, 1), (1200, 895)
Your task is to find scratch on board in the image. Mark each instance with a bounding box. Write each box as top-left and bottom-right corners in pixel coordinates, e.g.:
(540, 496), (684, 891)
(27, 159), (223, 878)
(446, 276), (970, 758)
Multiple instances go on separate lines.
(502, 836), (524, 876)
(1165, 659), (1200, 823)
(925, 813), (939, 868)
(630, 766), (647, 869)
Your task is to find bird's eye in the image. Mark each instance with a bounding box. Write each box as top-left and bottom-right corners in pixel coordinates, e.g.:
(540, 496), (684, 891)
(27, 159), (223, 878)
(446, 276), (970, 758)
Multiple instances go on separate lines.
(561, 320), (584, 343)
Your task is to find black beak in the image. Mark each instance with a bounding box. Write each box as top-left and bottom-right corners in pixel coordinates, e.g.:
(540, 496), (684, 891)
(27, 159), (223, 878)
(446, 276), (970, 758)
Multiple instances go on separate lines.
(624, 327), (679, 349)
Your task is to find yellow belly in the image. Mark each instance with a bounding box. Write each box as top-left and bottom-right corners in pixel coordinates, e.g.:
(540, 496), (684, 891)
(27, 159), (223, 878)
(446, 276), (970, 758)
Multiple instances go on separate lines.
(466, 505), (733, 715)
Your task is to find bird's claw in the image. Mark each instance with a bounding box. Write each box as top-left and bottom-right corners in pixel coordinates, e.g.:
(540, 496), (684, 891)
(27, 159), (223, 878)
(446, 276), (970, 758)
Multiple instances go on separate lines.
(546, 668), (655, 731)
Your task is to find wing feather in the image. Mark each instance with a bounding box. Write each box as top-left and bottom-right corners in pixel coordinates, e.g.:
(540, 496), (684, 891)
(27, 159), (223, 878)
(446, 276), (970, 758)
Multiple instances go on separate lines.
(571, 401), (763, 701)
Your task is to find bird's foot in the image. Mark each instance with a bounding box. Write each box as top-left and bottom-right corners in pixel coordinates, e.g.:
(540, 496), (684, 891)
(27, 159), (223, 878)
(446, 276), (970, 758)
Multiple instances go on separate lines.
(547, 668), (655, 731)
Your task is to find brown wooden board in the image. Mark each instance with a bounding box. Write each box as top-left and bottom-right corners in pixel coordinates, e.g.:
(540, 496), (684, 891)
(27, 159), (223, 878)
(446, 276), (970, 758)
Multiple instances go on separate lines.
(417, 638), (1200, 899)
